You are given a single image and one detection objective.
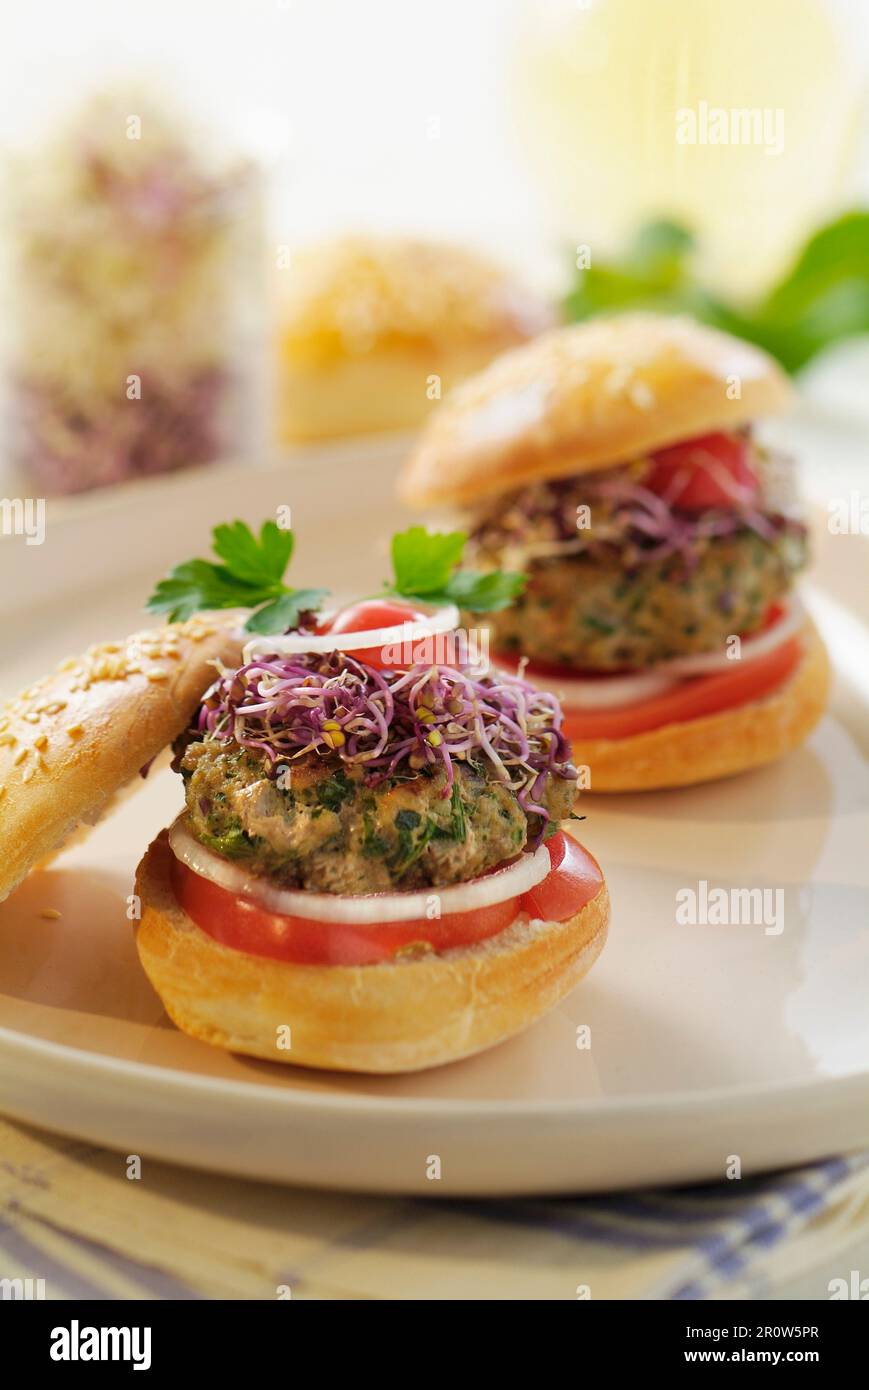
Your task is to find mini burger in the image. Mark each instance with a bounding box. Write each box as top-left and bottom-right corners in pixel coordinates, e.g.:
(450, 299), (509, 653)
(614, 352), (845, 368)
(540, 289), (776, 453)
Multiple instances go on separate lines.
(133, 522), (609, 1073)
(399, 314), (830, 792)
(275, 236), (554, 442)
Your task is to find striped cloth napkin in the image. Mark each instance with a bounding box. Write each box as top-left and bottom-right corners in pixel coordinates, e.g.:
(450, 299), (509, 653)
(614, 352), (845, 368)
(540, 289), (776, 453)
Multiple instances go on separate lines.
(451, 1155), (869, 1300)
(1, 1118), (867, 1300)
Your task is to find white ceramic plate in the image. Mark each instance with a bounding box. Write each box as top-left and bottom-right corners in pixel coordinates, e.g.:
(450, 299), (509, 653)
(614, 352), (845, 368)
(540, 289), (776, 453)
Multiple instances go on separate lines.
(0, 428), (867, 1196)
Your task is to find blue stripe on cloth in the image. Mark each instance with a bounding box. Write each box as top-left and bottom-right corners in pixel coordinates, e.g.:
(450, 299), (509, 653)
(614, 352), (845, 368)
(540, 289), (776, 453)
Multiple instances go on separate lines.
(0, 1202), (202, 1301)
(442, 1199), (741, 1254)
(441, 1154), (869, 1301)
(674, 1280), (713, 1301)
(47, 1221), (202, 1300)
(0, 1214), (111, 1300)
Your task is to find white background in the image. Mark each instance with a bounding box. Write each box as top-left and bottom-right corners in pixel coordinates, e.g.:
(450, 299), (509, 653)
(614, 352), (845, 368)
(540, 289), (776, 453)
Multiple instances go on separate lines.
(0, 1), (545, 268)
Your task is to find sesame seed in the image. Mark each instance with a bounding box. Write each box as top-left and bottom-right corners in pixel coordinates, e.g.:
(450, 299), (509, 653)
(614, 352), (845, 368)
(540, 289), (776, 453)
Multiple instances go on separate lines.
(604, 364), (633, 396)
(13, 746), (29, 766)
(21, 765), (34, 783)
(629, 380), (656, 410)
(146, 669), (168, 683)
(67, 724), (84, 739)
(39, 908), (62, 921)
(33, 733), (48, 750)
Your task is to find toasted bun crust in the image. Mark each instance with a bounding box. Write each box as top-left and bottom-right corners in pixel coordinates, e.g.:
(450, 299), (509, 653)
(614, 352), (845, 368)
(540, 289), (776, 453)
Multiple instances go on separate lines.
(0, 615), (243, 902)
(276, 236), (554, 442)
(399, 314), (793, 508)
(134, 830), (610, 1074)
(575, 620), (829, 793)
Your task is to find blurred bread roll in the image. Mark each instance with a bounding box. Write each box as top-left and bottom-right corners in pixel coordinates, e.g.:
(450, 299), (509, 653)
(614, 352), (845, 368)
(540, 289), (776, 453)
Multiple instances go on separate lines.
(275, 236), (554, 442)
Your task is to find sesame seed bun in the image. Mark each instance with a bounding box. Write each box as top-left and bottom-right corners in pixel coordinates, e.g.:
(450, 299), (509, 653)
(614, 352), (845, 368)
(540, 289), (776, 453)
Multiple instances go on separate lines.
(276, 236), (554, 443)
(0, 615), (244, 903)
(399, 314), (794, 509)
(576, 619), (829, 793)
(134, 829), (610, 1074)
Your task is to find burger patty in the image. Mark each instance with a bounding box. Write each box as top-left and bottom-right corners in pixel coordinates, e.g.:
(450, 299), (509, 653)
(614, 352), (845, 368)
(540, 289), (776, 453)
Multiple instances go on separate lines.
(478, 527), (807, 670)
(179, 741), (575, 893)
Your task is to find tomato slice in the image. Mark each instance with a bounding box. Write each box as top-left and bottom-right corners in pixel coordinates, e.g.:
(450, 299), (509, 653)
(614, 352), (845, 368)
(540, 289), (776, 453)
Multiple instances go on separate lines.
(317, 598), (432, 669)
(645, 432), (758, 511)
(757, 601), (786, 633)
(171, 855), (520, 966)
(561, 637), (802, 740)
(522, 833), (604, 923)
(170, 832), (602, 966)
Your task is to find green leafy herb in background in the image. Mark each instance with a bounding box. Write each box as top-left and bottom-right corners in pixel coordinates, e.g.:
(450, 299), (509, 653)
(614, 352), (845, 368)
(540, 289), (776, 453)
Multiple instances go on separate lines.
(146, 520), (329, 634)
(563, 211), (869, 374)
(387, 525), (525, 612)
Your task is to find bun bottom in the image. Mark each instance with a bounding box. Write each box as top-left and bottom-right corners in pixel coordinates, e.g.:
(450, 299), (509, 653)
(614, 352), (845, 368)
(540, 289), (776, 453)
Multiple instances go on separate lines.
(134, 832), (610, 1074)
(574, 620), (830, 793)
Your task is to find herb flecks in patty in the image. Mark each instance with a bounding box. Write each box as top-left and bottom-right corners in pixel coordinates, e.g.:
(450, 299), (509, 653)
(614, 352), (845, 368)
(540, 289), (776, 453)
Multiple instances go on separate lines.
(180, 742), (571, 893)
(195, 651), (576, 834)
(477, 528), (807, 669)
(178, 650), (578, 887)
(468, 454), (808, 670)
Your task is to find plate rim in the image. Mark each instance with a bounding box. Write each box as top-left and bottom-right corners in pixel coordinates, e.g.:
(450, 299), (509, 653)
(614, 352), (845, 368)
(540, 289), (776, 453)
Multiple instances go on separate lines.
(3, 1019), (868, 1122)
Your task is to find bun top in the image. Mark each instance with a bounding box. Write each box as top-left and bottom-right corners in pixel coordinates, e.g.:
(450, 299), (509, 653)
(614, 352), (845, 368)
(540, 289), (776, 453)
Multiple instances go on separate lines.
(278, 236), (554, 367)
(0, 613), (243, 903)
(399, 314), (793, 508)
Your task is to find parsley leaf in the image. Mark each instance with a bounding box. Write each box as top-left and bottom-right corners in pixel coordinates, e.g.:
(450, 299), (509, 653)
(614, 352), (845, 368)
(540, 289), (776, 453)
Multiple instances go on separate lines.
(386, 526), (525, 614)
(391, 527), (467, 597)
(146, 520), (329, 633)
(440, 567), (526, 613)
(243, 588), (330, 635)
(146, 559), (273, 622)
(212, 520), (293, 588)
